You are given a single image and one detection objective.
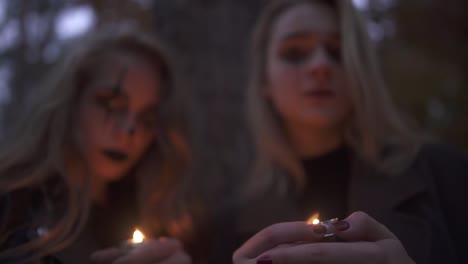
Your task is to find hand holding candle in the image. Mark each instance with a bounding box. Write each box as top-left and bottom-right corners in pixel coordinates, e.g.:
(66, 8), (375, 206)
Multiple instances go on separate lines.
(306, 212), (339, 239)
(90, 228), (192, 264)
(233, 211), (415, 264)
(120, 228), (146, 253)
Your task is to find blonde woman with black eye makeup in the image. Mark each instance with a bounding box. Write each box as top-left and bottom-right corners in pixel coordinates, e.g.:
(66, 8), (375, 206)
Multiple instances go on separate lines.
(0, 25), (192, 264)
(231, 0), (468, 264)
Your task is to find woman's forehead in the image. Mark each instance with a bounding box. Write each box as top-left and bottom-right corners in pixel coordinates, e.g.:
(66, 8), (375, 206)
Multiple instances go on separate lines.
(85, 56), (157, 85)
(271, 3), (339, 42)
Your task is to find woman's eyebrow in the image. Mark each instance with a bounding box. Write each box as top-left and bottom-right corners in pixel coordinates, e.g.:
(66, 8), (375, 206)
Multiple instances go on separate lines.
(280, 31), (340, 42)
(280, 30), (316, 41)
(112, 67), (128, 97)
(94, 87), (129, 104)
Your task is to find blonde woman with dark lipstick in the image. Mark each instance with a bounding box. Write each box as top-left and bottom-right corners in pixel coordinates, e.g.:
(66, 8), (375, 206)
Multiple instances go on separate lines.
(0, 25), (191, 264)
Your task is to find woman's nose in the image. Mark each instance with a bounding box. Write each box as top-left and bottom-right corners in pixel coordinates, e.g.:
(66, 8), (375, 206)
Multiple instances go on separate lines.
(305, 46), (333, 82)
(117, 113), (137, 137)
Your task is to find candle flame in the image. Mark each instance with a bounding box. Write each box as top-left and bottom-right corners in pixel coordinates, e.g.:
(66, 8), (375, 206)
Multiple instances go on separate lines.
(307, 212), (320, 225)
(131, 229), (145, 244)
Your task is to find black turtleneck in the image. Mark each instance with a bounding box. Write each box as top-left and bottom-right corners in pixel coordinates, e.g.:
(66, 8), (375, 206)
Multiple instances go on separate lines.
(297, 145), (350, 221)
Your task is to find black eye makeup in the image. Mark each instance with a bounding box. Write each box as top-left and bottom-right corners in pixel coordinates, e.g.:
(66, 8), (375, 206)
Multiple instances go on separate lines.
(278, 36), (318, 65)
(280, 46), (310, 64)
(112, 67), (128, 96)
(95, 67), (129, 118)
(277, 35), (342, 64)
(95, 93), (128, 113)
(92, 67), (159, 132)
(325, 38), (342, 62)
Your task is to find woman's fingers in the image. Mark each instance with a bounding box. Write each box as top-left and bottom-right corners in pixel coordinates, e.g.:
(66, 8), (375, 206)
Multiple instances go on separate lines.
(257, 240), (414, 264)
(233, 221), (327, 261)
(158, 251), (192, 264)
(90, 247), (124, 264)
(333, 211), (397, 242)
(113, 238), (182, 264)
(256, 241), (386, 264)
(333, 212), (413, 262)
(233, 212), (414, 264)
(251, 212), (414, 264)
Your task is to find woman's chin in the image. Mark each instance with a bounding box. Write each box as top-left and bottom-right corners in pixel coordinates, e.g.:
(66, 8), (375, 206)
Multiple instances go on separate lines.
(93, 165), (130, 183)
(296, 113), (344, 129)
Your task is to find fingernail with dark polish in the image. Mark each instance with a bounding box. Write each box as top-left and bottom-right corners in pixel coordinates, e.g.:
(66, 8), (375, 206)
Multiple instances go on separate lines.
(333, 220), (350, 231)
(257, 255), (273, 264)
(312, 224), (327, 234)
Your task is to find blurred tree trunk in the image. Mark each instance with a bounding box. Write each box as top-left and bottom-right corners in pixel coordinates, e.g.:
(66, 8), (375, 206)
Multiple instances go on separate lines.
(86, 0), (152, 28)
(152, 0), (263, 204)
(2, 0), (63, 130)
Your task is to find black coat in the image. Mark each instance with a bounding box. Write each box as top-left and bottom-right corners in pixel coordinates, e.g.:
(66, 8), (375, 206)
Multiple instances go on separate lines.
(202, 144), (468, 264)
(0, 186), (63, 264)
(0, 175), (139, 264)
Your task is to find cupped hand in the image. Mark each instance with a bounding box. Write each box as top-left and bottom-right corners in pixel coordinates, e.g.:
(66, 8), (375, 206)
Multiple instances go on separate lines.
(90, 237), (191, 264)
(233, 211), (415, 264)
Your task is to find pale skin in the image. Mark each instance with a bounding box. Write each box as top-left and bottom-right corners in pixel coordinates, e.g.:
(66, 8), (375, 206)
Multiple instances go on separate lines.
(234, 2), (415, 264)
(265, 2), (351, 158)
(73, 60), (160, 194)
(90, 238), (191, 264)
(69, 56), (190, 264)
(233, 212), (415, 264)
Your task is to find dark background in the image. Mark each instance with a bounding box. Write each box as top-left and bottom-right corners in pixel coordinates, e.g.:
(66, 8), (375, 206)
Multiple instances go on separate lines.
(1, 0), (467, 200)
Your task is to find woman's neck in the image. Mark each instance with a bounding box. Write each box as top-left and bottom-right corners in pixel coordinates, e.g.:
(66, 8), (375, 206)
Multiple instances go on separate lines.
(286, 123), (342, 158)
(90, 177), (108, 206)
(65, 155), (108, 206)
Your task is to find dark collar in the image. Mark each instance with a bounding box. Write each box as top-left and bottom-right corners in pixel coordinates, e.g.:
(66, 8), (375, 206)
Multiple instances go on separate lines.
(347, 154), (427, 214)
(348, 154), (431, 263)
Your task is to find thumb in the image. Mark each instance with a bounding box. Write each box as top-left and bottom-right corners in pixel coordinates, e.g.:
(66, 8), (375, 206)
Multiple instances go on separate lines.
(333, 211), (397, 242)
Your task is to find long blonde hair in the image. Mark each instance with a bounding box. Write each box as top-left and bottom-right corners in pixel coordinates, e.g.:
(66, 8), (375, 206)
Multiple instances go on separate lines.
(247, 0), (421, 193)
(0, 25), (189, 262)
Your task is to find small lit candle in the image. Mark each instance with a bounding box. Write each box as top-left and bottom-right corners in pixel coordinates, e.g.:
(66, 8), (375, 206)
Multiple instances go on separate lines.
(131, 229), (145, 244)
(306, 212), (339, 238)
(121, 228), (146, 253)
(306, 212), (321, 225)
